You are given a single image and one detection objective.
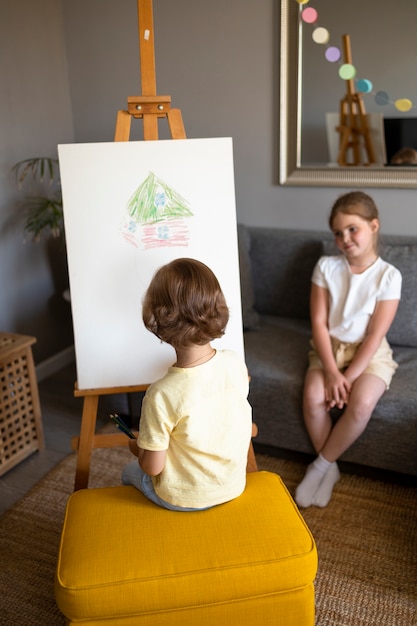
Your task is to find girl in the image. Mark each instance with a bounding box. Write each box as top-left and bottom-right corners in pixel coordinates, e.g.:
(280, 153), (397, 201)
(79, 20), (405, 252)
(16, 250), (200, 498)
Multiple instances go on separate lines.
(122, 257), (253, 511)
(295, 191), (402, 508)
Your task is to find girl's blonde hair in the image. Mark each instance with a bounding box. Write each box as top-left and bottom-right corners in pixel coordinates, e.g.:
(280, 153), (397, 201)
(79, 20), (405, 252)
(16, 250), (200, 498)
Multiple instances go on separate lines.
(142, 258), (229, 348)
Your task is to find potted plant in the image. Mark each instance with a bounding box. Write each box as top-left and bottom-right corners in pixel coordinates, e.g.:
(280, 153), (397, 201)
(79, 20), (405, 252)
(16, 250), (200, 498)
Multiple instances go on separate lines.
(12, 156), (63, 242)
(13, 156), (71, 304)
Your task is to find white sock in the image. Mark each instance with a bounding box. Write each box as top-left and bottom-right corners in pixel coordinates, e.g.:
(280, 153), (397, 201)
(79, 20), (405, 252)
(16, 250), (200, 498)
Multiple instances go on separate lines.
(312, 462), (340, 508)
(295, 453), (332, 508)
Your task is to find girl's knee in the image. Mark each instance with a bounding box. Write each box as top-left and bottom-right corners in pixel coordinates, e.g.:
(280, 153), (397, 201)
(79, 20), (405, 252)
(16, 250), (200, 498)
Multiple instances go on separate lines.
(303, 385), (326, 414)
(344, 402), (374, 427)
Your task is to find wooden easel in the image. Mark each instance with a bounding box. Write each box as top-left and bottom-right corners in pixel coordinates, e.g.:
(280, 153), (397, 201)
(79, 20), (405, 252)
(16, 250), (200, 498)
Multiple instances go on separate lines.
(71, 0), (257, 491)
(336, 34), (375, 166)
(114, 0), (185, 143)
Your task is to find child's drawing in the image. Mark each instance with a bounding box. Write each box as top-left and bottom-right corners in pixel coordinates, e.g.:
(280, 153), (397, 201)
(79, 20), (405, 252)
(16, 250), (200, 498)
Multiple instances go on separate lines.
(122, 171), (194, 249)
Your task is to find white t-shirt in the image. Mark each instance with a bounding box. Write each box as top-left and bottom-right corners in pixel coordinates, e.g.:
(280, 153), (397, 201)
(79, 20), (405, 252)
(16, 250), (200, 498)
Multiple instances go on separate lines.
(312, 255), (402, 343)
(138, 349), (252, 508)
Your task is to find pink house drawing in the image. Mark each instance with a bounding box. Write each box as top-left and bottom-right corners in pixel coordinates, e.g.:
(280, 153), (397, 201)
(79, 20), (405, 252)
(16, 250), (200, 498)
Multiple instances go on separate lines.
(121, 171), (194, 249)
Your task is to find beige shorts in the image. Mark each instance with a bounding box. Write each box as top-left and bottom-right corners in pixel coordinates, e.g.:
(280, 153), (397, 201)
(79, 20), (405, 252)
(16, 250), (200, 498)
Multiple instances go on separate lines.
(307, 336), (398, 389)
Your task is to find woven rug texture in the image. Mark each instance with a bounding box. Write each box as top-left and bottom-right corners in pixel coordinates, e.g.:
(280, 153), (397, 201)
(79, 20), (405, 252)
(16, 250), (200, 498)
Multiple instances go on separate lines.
(0, 445), (416, 626)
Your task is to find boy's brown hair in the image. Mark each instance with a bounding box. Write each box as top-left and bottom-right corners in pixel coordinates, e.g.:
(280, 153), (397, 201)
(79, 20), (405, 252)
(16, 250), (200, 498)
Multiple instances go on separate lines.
(390, 147), (417, 165)
(142, 258), (229, 348)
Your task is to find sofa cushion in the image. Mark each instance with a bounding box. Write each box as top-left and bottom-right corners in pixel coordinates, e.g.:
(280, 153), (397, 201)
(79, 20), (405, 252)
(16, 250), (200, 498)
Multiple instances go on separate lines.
(237, 224), (260, 330)
(249, 228), (324, 320)
(244, 315), (314, 454)
(381, 245), (417, 347)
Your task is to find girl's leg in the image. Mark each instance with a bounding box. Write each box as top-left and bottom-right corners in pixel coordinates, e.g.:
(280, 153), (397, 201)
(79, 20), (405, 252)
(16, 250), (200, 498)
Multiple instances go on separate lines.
(296, 372), (386, 508)
(320, 373), (386, 462)
(312, 462), (341, 507)
(295, 369), (336, 507)
(302, 369), (333, 452)
(311, 373), (385, 507)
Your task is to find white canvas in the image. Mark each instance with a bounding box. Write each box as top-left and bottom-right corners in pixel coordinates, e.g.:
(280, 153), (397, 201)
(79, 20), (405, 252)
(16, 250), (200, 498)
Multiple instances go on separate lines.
(58, 138), (244, 390)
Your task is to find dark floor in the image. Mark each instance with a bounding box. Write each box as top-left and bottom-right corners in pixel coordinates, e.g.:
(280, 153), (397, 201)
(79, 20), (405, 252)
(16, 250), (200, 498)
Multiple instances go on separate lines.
(0, 361), (141, 516)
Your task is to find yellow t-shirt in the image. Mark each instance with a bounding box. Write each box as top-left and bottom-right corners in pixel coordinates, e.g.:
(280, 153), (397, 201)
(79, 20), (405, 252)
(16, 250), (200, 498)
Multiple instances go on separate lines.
(138, 350), (252, 508)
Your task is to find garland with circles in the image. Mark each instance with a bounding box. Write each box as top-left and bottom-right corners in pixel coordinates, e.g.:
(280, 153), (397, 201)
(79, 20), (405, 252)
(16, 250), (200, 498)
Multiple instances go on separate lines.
(296, 0), (413, 113)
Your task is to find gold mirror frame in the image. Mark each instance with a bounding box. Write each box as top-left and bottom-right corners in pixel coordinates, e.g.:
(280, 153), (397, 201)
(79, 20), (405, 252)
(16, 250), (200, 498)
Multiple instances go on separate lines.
(279, 0), (417, 188)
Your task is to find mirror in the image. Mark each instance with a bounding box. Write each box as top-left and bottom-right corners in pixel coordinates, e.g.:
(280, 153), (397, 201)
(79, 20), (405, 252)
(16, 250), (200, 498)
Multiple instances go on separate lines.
(279, 0), (417, 187)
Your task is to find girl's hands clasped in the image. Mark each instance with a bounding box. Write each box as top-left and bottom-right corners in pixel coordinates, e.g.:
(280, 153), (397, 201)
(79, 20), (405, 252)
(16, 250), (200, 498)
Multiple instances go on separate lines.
(323, 369), (351, 411)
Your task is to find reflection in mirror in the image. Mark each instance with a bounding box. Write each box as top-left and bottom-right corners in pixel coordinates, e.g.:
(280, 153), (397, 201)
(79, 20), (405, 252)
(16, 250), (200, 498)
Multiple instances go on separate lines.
(279, 0), (417, 187)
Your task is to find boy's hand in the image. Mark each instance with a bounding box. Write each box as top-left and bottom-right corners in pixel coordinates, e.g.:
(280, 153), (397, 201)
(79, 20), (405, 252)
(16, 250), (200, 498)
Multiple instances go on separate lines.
(128, 438), (139, 457)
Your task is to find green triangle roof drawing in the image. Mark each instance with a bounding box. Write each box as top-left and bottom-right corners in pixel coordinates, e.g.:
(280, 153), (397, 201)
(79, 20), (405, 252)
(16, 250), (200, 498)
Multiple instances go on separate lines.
(127, 171), (193, 224)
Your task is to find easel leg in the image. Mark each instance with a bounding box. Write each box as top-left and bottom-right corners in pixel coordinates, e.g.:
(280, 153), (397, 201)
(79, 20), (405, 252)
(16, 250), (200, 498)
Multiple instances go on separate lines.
(246, 442), (258, 473)
(74, 394), (99, 491)
(247, 423), (258, 473)
(167, 109), (187, 139)
(114, 110), (132, 141)
(143, 114), (159, 140)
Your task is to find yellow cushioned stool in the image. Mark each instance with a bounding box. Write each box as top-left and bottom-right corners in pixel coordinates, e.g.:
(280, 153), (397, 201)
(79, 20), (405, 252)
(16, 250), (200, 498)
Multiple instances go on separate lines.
(55, 471), (317, 625)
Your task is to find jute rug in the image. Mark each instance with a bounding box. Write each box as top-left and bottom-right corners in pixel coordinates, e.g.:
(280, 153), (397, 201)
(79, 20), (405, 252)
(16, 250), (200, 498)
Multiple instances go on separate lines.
(1, 445), (416, 626)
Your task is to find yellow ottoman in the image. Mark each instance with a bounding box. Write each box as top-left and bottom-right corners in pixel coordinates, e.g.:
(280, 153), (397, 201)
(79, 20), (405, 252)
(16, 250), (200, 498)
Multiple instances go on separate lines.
(55, 471), (317, 625)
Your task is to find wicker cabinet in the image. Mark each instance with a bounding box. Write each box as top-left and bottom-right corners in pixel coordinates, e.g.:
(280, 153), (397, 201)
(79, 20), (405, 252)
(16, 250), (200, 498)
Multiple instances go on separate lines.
(0, 333), (44, 476)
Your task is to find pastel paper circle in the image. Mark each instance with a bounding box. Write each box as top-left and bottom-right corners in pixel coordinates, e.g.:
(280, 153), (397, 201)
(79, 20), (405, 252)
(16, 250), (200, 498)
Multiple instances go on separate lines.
(302, 7), (318, 23)
(339, 64), (356, 80)
(312, 27), (329, 44)
(356, 79), (373, 94)
(325, 46), (341, 62)
(375, 91), (389, 106)
(298, 2), (415, 115)
(395, 98), (413, 112)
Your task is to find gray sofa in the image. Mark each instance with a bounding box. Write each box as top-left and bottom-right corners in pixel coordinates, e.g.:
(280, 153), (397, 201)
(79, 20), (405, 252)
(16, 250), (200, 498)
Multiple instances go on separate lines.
(238, 224), (417, 478)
